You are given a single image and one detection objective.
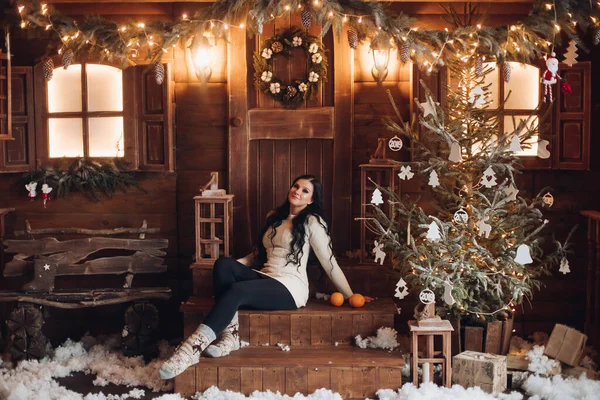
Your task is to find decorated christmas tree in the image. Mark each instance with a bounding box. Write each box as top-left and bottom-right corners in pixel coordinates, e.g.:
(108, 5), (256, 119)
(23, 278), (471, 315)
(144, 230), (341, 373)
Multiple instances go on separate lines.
(368, 54), (573, 321)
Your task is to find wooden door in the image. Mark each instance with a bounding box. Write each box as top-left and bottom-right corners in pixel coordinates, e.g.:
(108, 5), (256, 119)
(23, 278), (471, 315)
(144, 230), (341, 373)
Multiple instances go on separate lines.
(228, 18), (353, 255)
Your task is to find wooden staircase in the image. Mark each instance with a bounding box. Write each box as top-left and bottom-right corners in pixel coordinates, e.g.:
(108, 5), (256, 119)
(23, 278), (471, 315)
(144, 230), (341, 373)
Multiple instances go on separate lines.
(175, 297), (405, 399)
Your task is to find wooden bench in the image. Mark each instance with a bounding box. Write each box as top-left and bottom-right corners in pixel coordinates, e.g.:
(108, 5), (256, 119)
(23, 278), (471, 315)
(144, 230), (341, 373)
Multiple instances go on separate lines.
(1, 220), (171, 360)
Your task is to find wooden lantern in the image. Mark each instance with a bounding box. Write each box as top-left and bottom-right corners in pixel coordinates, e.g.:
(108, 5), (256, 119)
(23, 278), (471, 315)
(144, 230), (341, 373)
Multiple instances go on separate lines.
(193, 194), (234, 267)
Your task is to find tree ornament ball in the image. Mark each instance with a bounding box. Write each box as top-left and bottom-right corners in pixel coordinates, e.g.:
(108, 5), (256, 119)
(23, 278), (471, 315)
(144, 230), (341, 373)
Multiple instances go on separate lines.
(330, 292), (344, 307)
(349, 293), (365, 308)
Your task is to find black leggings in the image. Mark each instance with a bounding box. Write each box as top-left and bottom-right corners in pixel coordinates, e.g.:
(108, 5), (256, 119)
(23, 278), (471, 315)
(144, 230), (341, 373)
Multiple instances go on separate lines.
(202, 257), (297, 335)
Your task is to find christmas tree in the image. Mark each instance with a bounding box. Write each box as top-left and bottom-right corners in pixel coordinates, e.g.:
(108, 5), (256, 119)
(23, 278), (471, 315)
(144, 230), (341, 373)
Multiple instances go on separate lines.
(368, 54), (572, 321)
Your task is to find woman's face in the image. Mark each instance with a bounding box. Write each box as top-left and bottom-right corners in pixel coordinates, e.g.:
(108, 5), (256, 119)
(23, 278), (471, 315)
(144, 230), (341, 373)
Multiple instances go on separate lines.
(288, 179), (314, 211)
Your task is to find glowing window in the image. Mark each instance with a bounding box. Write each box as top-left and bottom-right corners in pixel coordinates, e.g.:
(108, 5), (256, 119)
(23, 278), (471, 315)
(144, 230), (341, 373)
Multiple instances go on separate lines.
(47, 63), (124, 158)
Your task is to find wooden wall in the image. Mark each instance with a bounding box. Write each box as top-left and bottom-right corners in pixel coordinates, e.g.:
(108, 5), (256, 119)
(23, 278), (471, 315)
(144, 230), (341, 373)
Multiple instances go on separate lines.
(0, 2), (597, 341)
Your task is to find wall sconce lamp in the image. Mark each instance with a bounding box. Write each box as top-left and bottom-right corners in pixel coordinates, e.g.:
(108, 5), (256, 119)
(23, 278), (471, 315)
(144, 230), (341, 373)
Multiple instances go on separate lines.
(189, 34), (213, 83)
(371, 33), (391, 84)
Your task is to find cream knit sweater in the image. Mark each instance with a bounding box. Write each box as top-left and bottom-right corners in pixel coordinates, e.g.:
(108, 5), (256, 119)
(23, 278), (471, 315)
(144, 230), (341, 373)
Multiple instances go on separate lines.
(237, 214), (353, 308)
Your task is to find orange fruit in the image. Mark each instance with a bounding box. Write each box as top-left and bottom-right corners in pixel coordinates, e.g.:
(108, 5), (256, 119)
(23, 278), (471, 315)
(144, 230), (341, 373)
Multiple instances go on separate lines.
(330, 292), (344, 307)
(349, 293), (365, 308)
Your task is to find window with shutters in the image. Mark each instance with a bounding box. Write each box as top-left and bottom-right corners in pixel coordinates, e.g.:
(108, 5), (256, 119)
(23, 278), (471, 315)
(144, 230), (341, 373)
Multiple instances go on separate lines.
(0, 59), (174, 173)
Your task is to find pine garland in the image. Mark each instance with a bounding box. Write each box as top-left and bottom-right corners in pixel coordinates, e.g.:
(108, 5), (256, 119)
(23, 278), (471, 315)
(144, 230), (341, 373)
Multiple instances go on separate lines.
(13, 0), (599, 69)
(20, 158), (146, 203)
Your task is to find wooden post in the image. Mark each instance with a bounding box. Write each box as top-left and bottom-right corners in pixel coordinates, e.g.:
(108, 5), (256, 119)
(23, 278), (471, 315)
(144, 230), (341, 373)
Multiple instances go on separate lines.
(581, 210), (600, 347)
(0, 208), (15, 272)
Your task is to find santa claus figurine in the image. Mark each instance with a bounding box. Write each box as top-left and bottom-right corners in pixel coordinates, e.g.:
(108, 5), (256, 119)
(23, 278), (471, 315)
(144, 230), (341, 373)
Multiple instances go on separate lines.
(542, 52), (572, 103)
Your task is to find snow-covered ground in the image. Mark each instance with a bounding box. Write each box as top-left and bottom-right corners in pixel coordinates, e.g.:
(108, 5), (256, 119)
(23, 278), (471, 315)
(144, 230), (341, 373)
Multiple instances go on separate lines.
(1, 335), (599, 400)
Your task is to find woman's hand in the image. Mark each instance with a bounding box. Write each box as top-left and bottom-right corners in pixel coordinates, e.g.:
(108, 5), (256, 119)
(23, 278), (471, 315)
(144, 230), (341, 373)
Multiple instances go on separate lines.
(364, 296), (375, 303)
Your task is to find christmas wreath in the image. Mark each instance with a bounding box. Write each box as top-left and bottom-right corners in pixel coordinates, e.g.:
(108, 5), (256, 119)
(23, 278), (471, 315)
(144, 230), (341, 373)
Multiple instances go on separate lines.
(253, 27), (328, 109)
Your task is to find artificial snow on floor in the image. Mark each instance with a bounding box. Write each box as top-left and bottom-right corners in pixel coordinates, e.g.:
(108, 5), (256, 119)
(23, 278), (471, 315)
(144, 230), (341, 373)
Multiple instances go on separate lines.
(1, 335), (600, 399)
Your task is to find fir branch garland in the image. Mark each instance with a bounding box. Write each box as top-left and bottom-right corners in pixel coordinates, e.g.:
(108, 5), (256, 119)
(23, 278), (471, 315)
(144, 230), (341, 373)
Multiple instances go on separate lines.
(20, 158), (146, 203)
(12, 0), (600, 70)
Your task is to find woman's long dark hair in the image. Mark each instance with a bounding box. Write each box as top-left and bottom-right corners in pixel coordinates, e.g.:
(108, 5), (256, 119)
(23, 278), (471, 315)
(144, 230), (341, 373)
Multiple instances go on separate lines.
(255, 175), (333, 267)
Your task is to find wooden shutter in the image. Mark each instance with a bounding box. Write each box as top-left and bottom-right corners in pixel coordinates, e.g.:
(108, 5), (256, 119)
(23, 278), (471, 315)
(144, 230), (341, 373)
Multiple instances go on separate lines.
(0, 66), (34, 172)
(553, 62), (591, 170)
(133, 63), (173, 171)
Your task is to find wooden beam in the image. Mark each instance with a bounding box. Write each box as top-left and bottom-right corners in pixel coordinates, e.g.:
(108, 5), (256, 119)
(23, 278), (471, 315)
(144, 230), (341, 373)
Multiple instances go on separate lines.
(44, 0), (533, 3)
(247, 108), (334, 140)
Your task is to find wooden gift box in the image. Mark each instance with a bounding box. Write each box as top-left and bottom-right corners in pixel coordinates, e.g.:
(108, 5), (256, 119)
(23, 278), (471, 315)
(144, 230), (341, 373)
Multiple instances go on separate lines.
(544, 324), (587, 367)
(452, 351), (507, 394)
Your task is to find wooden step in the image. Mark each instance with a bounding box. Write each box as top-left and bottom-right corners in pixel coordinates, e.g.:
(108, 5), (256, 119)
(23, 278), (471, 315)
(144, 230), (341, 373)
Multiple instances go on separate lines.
(182, 297), (399, 346)
(174, 346), (405, 399)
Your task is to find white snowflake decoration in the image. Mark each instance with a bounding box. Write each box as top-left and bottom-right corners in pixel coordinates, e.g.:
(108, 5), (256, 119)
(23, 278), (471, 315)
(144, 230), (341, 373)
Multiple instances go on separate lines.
(292, 36), (302, 47)
(395, 278), (409, 300)
(269, 82), (281, 94)
(308, 71), (319, 82)
(398, 165), (414, 180)
(308, 43), (319, 53)
(311, 53), (323, 64)
(260, 71), (273, 82)
(261, 48), (273, 59)
(298, 82), (308, 92)
(559, 257), (571, 274)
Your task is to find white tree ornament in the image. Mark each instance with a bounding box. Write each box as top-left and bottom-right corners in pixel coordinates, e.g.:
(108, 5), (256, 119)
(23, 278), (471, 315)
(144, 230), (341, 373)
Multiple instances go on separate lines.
(504, 184), (519, 202)
(372, 240), (386, 265)
(563, 40), (579, 67)
(398, 165), (414, 181)
(453, 208), (468, 224)
(514, 244), (533, 265)
(41, 184), (53, 209)
(395, 278), (409, 300)
(426, 220), (441, 242)
(559, 257), (571, 274)
(468, 85), (486, 107)
(479, 166), (497, 188)
(542, 192), (554, 207)
(371, 188), (384, 205)
(419, 289), (435, 304)
(448, 141), (463, 163)
(443, 280), (455, 306)
(388, 135), (403, 151)
(509, 135), (523, 153)
(476, 215), (492, 238)
(537, 139), (551, 159)
(428, 170), (440, 188)
(420, 97), (439, 118)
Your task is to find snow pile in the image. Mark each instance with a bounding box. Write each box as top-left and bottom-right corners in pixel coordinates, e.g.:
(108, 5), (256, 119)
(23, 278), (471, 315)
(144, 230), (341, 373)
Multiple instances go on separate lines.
(522, 373), (600, 400)
(192, 386), (343, 399)
(355, 327), (399, 350)
(0, 334), (172, 399)
(526, 346), (560, 375)
(376, 382), (523, 400)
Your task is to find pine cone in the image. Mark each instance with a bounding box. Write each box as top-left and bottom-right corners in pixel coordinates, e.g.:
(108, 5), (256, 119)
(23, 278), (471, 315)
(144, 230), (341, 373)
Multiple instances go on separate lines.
(475, 56), (483, 78)
(347, 29), (358, 49)
(43, 57), (54, 81)
(301, 9), (312, 29)
(593, 26), (600, 46)
(400, 41), (411, 63)
(271, 41), (284, 53)
(62, 49), (74, 70)
(154, 63), (165, 85)
(502, 62), (511, 83)
(283, 85), (298, 101)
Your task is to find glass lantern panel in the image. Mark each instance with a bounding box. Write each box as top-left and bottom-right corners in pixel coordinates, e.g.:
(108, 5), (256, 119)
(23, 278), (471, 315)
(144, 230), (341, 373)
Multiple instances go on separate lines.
(48, 118), (83, 157)
(86, 64), (123, 112)
(48, 65), (82, 113)
(88, 117), (124, 157)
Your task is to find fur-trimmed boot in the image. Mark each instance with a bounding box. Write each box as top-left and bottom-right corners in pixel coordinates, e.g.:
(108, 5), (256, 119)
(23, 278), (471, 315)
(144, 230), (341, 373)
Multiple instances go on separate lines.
(159, 324), (216, 379)
(204, 312), (240, 358)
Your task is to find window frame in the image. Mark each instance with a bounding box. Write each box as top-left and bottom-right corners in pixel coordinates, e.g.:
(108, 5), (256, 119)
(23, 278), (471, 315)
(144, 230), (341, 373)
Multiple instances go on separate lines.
(34, 56), (137, 169)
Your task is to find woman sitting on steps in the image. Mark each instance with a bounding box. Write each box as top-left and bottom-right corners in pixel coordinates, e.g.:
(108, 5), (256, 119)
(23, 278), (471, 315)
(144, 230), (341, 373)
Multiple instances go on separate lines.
(159, 174), (373, 379)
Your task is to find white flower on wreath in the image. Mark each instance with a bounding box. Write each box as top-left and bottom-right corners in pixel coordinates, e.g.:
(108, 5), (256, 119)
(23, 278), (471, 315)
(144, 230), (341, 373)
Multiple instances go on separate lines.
(269, 82), (281, 94)
(292, 36), (302, 47)
(298, 82), (308, 92)
(308, 71), (319, 83)
(311, 53), (323, 64)
(308, 43), (319, 54)
(262, 48), (273, 59)
(261, 71), (273, 82)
